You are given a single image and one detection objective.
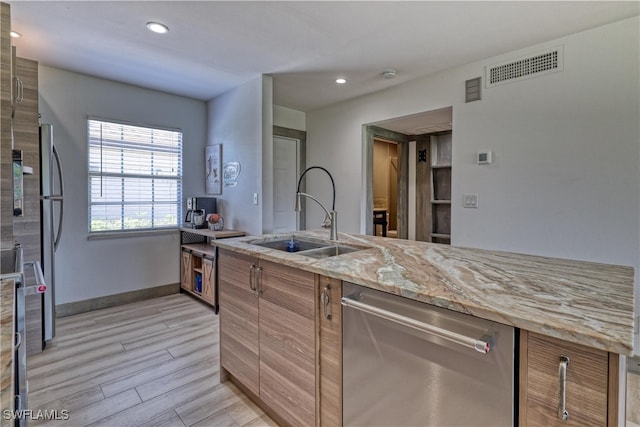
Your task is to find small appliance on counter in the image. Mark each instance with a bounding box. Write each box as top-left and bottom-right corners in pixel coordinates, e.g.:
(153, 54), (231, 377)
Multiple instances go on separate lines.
(207, 213), (224, 231)
(184, 197), (217, 229)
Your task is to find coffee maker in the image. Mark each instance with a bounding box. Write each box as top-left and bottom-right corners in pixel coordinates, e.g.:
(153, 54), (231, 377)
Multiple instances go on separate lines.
(184, 197), (217, 228)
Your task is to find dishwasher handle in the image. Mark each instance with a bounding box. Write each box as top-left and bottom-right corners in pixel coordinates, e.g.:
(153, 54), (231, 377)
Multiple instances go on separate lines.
(341, 296), (495, 354)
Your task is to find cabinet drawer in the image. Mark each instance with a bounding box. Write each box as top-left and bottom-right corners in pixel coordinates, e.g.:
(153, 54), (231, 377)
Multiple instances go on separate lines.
(520, 331), (611, 427)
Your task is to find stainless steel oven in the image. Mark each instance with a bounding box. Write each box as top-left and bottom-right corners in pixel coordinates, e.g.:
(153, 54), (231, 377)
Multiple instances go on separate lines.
(342, 282), (515, 427)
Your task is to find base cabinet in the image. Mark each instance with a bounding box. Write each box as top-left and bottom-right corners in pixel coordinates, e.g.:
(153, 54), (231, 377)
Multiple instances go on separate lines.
(218, 249), (260, 395)
(218, 248), (623, 427)
(180, 250), (193, 292)
(180, 244), (217, 308)
(201, 256), (215, 304)
(519, 330), (620, 427)
(317, 276), (342, 427)
(218, 249), (316, 426)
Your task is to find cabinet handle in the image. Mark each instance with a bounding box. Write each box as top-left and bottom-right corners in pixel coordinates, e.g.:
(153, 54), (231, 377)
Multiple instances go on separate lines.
(558, 355), (570, 421)
(249, 264), (256, 292)
(13, 77), (19, 102)
(256, 267), (263, 295)
(15, 332), (21, 348)
(17, 78), (24, 103)
(321, 285), (332, 320)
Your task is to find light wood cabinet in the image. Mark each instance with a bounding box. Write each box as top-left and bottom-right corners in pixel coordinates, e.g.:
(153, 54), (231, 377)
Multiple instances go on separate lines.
(519, 330), (620, 427)
(218, 249), (317, 426)
(180, 244), (217, 308)
(179, 229), (245, 310)
(218, 249), (260, 396)
(259, 259), (316, 427)
(180, 250), (193, 292)
(12, 54), (42, 356)
(201, 256), (215, 305)
(316, 276), (342, 427)
(1, 2), (13, 250)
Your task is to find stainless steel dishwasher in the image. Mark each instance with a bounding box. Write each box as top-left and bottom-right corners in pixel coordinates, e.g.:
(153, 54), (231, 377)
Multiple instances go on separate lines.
(342, 282), (514, 427)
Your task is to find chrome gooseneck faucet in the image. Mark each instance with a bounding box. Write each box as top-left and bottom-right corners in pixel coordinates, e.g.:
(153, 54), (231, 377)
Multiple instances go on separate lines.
(294, 166), (338, 241)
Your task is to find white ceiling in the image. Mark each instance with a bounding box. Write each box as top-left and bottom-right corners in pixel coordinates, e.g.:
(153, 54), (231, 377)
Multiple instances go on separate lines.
(8, 1), (639, 112)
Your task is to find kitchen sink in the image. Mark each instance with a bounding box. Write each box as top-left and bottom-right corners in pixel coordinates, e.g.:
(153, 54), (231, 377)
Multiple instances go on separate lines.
(251, 238), (328, 253)
(299, 245), (361, 259)
(250, 237), (365, 258)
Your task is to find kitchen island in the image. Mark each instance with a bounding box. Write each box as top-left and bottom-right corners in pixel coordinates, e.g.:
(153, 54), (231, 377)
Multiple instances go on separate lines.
(214, 230), (635, 355)
(213, 230), (635, 426)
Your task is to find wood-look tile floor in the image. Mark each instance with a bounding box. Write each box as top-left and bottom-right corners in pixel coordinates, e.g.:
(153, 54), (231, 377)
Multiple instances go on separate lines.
(27, 293), (277, 427)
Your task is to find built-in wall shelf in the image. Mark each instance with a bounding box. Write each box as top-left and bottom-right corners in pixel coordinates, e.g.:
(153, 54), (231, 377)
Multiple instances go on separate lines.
(430, 133), (452, 245)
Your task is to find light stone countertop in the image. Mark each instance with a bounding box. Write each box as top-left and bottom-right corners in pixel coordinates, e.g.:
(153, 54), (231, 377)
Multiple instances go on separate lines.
(213, 230), (636, 356)
(0, 278), (15, 426)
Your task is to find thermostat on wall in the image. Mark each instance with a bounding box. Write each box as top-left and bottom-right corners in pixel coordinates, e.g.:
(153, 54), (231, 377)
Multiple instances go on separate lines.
(477, 151), (492, 164)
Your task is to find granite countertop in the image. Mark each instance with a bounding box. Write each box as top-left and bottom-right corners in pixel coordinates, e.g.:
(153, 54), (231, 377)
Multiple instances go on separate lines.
(0, 278), (15, 425)
(213, 230), (636, 356)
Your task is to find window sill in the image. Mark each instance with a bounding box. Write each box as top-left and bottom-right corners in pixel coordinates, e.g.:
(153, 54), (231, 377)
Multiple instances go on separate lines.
(87, 228), (180, 240)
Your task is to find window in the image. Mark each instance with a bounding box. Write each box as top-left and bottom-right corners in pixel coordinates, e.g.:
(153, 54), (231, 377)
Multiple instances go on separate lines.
(88, 118), (182, 233)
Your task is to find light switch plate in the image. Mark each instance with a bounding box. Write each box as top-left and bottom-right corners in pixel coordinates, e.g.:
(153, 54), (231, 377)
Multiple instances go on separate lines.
(253, 193), (259, 205)
(463, 194), (478, 208)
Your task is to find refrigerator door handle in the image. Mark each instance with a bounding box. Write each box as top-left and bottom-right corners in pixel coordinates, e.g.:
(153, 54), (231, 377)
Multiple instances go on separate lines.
(52, 145), (64, 250)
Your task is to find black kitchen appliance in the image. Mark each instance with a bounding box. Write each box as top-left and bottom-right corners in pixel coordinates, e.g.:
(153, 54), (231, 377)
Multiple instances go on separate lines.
(184, 197), (217, 228)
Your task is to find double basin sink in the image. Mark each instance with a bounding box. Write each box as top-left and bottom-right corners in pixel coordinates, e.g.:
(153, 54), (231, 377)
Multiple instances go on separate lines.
(250, 237), (364, 259)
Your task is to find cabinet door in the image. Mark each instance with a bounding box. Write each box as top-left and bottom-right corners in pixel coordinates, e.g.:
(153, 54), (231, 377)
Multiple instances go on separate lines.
(317, 276), (342, 427)
(180, 251), (192, 291)
(259, 260), (316, 427)
(520, 330), (613, 427)
(1, 3), (14, 250)
(13, 56), (41, 356)
(201, 256), (215, 305)
(218, 249), (260, 396)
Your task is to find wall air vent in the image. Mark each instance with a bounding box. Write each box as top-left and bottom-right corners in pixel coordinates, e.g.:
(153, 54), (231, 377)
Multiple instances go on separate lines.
(486, 46), (563, 88)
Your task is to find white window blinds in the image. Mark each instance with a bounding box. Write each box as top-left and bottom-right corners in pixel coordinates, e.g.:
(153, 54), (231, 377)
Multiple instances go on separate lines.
(88, 118), (182, 233)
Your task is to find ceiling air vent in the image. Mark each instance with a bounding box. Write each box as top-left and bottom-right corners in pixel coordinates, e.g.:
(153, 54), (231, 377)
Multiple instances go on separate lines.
(486, 46), (563, 88)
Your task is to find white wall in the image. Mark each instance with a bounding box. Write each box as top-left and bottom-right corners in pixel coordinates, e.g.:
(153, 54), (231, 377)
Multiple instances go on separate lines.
(274, 105), (306, 131)
(38, 65), (207, 304)
(306, 18), (639, 350)
(207, 76), (272, 236)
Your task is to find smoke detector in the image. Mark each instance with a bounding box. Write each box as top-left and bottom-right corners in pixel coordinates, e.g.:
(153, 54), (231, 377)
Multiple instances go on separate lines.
(382, 69), (397, 79)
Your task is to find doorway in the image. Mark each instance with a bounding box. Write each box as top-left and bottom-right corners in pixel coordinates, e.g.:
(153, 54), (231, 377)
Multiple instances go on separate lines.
(364, 107), (453, 242)
(364, 126), (409, 238)
(373, 139), (399, 237)
(272, 126), (306, 233)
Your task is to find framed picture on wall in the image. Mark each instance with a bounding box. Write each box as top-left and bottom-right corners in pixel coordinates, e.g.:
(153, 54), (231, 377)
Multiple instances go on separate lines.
(205, 144), (222, 195)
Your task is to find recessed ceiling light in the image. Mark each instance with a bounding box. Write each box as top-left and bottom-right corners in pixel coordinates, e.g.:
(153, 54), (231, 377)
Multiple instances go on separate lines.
(146, 22), (169, 34)
(10, 31), (22, 38)
(336, 78), (346, 84)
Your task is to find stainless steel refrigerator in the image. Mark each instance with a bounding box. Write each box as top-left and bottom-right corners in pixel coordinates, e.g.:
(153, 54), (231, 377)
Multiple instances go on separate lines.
(40, 123), (64, 343)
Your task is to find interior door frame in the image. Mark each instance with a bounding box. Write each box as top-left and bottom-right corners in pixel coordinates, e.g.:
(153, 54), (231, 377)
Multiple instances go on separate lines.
(364, 125), (409, 238)
(273, 126), (306, 231)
